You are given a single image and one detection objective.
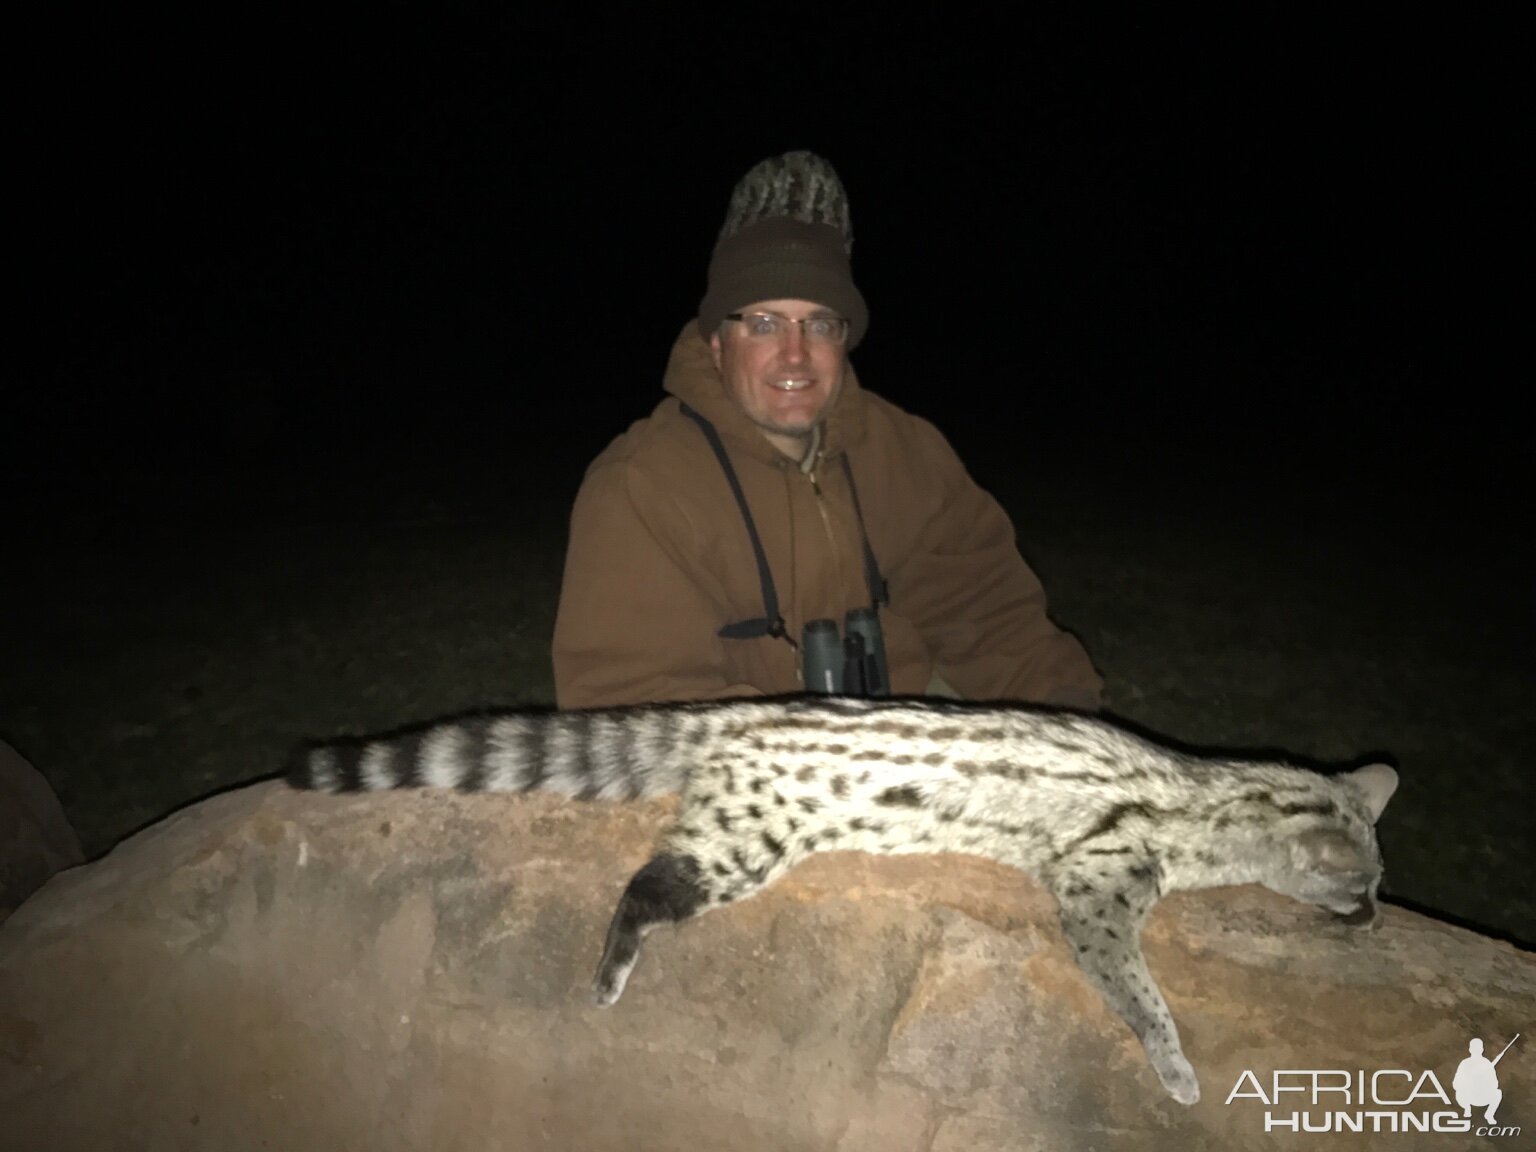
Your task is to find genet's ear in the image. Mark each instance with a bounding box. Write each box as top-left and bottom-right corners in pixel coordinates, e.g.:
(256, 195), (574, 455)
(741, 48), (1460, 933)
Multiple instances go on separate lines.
(1291, 829), (1371, 874)
(1341, 763), (1398, 822)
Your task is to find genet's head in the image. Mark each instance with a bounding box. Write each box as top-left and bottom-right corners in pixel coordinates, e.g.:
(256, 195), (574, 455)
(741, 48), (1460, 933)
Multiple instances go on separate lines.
(1265, 763), (1398, 929)
(698, 152), (866, 456)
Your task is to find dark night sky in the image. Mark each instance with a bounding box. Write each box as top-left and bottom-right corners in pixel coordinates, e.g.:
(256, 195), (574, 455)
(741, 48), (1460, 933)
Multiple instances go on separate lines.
(9, 12), (1524, 527)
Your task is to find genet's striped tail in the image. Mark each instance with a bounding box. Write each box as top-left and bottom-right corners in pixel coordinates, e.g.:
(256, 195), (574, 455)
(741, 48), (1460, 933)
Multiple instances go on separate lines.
(285, 705), (706, 799)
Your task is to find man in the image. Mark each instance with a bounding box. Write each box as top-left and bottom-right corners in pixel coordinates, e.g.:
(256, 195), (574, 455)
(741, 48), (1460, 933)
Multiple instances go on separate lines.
(553, 151), (1100, 710)
(1453, 1037), (1505, 1125)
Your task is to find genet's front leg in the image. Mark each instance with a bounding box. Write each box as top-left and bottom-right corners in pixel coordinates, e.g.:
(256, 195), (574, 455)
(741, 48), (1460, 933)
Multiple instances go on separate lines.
(1053, 863), (1200, 1105)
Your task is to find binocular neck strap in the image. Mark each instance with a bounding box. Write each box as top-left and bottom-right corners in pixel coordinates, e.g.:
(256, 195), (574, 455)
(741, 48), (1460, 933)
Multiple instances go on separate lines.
(679, 402), (790, 643)
(679, 403), (888, 642)
(839, 454), (889, 608)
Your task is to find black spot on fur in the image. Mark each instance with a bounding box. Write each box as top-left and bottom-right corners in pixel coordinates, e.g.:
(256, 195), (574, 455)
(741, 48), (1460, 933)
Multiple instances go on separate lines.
(1084, 802), (1157, 840)
(522, 720), (548, 791)
(452, 722), (488, 792)
(760, 831), (785, 858)
(797, 797), (821, 814)
(1275, 800), (1338, 819)
(730, 848), (767, 884)
(831, 776), (849, 798)
(747, 804), (763, 819)
(387, 734), (423, 792)
(875, 785), (923, 807)
(715, 810), (734, 832)
(330, 745), (365, 791)
(565, 712), (594, 791)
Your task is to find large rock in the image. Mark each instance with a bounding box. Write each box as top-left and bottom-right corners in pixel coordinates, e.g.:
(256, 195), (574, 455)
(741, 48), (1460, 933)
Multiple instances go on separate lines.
(0, 738), (83, 920)
(1, 781), (1530, 1151)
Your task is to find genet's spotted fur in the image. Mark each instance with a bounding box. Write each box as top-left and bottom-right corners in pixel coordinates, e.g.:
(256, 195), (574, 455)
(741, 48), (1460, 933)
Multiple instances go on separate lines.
(289, 695), (1397, 1104)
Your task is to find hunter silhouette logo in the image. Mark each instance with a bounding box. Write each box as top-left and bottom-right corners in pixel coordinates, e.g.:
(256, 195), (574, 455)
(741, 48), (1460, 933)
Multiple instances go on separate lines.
(1224, 1032), (1522, 1136)
(1454, 1034), (1518, 1126)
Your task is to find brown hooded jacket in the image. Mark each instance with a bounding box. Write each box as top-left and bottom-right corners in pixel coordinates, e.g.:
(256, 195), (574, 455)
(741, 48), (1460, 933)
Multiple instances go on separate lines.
(552, 323), (1102, 709)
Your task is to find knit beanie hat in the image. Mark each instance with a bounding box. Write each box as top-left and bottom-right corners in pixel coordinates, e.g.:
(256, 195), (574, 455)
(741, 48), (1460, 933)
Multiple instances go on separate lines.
(698, 151), (868, 349)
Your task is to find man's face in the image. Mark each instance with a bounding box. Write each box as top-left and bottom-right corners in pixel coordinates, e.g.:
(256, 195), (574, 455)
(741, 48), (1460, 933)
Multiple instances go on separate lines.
(709, 298), (847, 455)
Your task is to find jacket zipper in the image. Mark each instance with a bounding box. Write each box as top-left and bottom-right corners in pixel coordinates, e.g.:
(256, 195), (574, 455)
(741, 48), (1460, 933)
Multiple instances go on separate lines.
(806, 461), (845, 588)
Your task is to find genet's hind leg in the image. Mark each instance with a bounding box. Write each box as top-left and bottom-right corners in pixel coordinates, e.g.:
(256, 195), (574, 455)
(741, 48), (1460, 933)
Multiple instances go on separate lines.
(592, 807), (806, 1006)
(593, 853), (707, 1006)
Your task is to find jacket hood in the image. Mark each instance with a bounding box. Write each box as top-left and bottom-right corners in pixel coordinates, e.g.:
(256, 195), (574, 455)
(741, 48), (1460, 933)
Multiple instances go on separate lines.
(661, 321), (867, 463)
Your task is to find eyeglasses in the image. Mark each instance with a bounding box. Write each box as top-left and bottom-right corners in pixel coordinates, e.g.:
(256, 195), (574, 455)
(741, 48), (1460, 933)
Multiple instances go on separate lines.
(724, 311), (850, 345)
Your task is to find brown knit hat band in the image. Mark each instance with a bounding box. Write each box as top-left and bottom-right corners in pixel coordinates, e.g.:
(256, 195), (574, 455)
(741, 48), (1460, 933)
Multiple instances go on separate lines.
(697, 218), (868, 349)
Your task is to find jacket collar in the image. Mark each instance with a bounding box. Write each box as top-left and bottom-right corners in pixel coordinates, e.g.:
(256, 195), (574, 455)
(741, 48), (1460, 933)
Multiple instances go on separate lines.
(661, 321), (867, 465)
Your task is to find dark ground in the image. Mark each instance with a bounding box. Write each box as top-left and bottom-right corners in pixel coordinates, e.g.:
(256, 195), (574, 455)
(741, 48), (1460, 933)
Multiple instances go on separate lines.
(3, 413), (1531, 950)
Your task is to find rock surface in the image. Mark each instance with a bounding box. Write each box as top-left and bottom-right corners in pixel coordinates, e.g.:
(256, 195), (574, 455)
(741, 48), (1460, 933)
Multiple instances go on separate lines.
(0, 738), (84, 921)
(1, 780), (1531, 1151)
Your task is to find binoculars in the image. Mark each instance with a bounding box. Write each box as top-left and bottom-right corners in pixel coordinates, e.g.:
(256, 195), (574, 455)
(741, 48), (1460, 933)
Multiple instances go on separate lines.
(802, 608), (890, 697)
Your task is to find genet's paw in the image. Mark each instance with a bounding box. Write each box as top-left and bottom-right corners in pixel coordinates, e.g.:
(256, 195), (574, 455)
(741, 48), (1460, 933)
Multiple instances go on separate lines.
(1157, 1053), (1200, 1106)
(592, 955), (633, 1007)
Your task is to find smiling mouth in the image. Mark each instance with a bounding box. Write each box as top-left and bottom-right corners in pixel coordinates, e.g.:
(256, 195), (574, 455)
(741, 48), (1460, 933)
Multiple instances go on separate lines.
(770, 379), (813, 392)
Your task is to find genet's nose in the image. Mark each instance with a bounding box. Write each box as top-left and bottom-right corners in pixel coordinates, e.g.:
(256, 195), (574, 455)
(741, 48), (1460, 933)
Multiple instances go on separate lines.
(1337, 898), (1377, 927)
